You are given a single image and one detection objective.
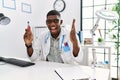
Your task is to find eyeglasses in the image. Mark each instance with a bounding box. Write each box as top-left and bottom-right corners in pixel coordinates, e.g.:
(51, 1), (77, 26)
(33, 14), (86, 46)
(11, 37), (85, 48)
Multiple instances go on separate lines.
(46, 19), (59, 24)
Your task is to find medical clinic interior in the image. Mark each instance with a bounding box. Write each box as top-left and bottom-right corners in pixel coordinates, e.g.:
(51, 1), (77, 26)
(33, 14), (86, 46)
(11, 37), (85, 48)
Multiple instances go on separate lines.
(0, 0), (120, 80)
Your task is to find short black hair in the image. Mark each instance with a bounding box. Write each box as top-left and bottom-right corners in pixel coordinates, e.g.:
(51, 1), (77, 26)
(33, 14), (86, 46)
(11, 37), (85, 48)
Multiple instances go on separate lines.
(46, 10), (61, 18)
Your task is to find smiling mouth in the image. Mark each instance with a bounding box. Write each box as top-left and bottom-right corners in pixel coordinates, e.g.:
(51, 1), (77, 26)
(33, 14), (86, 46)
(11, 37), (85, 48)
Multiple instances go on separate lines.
(50, 27), (58, 31)
(50, 27), (56, 30)
(50, 27), (58, 34)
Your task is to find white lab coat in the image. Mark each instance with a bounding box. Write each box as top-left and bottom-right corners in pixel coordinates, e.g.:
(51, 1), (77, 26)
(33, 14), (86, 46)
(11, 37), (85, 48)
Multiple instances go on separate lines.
(29, 27), (83, 65)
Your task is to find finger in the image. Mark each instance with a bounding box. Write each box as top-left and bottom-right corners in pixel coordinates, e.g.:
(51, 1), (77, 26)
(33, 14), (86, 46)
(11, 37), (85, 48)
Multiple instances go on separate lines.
(72, 19), (75, 29)
(25, 28), (31, 34)
(25, 27), (29, 32)
(27, 26), (31, 31)
(23, 33), (28, 39)
(25, 28), (27, 31)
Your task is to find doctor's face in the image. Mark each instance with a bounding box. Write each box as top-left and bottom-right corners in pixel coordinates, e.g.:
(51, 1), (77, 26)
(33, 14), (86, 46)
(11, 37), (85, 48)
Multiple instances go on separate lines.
(46, 15), (62, 36)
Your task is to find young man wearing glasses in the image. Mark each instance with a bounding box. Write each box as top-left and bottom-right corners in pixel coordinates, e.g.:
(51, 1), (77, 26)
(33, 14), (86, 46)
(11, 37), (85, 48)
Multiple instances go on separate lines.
(23, 10), (83, 64)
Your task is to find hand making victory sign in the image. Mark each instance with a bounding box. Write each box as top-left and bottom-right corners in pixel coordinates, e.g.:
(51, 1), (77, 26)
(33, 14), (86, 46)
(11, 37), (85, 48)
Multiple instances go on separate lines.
(70, 19), (80, 57)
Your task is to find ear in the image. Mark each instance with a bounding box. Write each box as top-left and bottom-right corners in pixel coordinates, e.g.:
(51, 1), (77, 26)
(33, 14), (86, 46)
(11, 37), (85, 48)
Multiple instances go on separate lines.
(60, 20), (63, 25)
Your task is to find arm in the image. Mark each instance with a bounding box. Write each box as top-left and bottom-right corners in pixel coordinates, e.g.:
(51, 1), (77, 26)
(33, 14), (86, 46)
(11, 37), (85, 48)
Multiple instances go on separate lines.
(72, 39), (80, 57)
(70, 19), (80, 57)
(23, 26), (34, 57)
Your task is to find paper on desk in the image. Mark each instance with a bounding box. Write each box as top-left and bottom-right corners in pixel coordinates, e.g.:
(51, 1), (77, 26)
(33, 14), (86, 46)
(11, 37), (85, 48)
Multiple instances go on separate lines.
(55, 66), (90, 80)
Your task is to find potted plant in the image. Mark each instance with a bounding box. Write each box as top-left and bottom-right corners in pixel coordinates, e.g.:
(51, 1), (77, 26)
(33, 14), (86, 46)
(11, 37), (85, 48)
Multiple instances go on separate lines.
(97, 37), (104, 45)
(107, 0), (120, 79)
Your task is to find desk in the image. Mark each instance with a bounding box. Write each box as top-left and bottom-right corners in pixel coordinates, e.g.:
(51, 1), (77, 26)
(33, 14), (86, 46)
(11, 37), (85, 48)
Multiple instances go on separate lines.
(0, 60), (109, 80)
(83, 45), (111, 68)
(83, 45), (111, 79)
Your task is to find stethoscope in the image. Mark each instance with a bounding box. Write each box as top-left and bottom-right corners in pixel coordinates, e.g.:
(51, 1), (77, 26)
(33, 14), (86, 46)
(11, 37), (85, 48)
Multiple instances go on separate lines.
(44, 32), (65, 49)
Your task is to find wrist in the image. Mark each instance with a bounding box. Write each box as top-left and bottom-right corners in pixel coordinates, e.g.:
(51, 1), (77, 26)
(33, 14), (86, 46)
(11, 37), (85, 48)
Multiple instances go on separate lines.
(25, 43), (32, 48)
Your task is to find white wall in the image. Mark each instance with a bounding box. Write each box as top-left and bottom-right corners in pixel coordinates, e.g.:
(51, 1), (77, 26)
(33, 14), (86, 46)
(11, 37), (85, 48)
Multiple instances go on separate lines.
(0, 0), (80, 58)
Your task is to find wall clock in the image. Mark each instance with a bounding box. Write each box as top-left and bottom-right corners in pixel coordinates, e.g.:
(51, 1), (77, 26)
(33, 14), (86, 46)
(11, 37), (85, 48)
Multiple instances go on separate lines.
(53, 0), (66, 12)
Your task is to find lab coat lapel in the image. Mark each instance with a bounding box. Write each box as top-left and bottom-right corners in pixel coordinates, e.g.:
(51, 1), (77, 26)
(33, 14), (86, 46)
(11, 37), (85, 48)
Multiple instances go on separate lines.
(59, 28), (66, 49)
(43, 32), (50, 60)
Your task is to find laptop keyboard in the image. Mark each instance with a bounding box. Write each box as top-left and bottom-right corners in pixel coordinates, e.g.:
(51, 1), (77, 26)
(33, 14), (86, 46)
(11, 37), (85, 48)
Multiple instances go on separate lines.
(0, 56), (35, 67)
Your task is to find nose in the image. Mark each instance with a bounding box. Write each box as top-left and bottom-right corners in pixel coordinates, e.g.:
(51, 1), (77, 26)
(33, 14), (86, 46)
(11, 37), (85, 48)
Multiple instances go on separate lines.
(50, 21), (56, 26)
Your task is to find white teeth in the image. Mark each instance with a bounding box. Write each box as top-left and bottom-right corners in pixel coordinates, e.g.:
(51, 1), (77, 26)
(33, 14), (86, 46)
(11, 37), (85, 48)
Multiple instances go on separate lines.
(51, 27), (56, 29)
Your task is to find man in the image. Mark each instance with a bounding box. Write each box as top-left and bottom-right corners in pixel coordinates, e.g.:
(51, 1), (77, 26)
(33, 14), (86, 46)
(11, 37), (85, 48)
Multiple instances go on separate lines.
(23, 10), (83, 64)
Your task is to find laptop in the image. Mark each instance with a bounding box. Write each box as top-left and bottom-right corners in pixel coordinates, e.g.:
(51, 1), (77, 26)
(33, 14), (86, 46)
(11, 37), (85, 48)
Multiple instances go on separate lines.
(0, 56), (35, 67)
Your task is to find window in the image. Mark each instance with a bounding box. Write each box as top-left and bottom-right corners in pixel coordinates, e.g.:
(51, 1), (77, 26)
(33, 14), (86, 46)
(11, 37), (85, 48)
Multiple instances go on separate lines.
(82, 0), (118, 79)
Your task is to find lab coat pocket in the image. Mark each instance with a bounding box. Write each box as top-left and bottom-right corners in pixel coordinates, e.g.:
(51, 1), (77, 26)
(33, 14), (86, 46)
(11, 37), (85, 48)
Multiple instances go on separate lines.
(61, 52), (73, 64)
(61, 42), (74, 64)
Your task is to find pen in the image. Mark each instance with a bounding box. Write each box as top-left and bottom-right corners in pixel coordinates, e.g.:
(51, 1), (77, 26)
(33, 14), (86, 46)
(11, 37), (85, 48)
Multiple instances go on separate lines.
(98, 29), (102, 38)
(55, 70), (64, 80)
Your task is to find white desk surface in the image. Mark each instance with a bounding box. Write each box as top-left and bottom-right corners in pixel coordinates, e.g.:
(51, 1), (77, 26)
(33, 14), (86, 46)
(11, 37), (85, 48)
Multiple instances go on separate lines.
(0, 59), (109, 80)
(82, 44), (111, 48)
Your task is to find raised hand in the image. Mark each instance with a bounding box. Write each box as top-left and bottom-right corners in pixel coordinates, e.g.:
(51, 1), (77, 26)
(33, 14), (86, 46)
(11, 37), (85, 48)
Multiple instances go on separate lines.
(23, 22), (33, 46)
(70, 19), (77, 43)
(70, 19), (80, 57)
